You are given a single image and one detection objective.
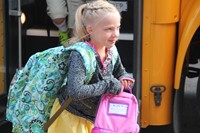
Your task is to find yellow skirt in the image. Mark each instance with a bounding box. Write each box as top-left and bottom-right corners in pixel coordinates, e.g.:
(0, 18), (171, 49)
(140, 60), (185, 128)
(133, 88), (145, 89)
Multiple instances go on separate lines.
(48, 98), (94, 133)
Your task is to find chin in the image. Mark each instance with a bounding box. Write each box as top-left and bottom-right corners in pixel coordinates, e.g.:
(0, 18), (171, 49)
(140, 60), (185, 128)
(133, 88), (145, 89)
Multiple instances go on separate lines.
(105, 41), (116, 48)
(107, 45), (114, 48)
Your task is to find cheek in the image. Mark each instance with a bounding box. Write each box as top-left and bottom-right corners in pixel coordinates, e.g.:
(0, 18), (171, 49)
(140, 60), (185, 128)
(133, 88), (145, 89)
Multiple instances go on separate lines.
(102, 32), (111, 38)
(97, 32), (108, 39)
(92, 31), (110, 42)
(101, 34), (110, 41)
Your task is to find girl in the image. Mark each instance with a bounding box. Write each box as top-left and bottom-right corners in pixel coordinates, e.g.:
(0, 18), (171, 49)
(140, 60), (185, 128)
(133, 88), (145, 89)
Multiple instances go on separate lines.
(48, 0), (135, 132)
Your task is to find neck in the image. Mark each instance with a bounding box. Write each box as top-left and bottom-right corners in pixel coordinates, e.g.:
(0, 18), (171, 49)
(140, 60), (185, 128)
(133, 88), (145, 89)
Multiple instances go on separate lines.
(95, 46), (106, 54)
(94, 45), (107, 62)
(86, 42), (107, 61)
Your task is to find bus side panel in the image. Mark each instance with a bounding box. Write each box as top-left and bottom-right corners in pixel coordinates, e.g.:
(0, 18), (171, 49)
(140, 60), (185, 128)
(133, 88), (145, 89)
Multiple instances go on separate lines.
(174, 0), (200, 89)
(141, 0), (179, 127)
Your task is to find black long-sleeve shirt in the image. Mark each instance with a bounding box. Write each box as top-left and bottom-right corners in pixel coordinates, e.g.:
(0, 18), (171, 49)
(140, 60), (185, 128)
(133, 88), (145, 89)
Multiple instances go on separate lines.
(57, 46), (133, 122)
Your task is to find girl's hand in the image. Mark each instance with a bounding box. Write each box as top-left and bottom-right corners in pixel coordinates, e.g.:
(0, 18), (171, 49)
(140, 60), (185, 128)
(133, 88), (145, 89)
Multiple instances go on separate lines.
(106, 78), (123, 95)
(120, 78), (135, 89)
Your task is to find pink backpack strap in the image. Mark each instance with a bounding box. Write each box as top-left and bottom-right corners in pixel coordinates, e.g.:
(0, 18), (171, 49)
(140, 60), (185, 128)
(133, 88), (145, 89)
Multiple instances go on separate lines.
(120, 86), (133, 94)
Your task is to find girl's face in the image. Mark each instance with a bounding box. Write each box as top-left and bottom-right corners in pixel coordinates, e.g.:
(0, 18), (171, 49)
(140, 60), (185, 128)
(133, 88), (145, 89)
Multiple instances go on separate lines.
(87, 12), (121, 49)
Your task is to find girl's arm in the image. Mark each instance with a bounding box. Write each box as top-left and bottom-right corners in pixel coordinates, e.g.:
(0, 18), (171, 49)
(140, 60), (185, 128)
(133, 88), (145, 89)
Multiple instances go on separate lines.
(59, 51), (121, 100)
(112, 56), (135, 88)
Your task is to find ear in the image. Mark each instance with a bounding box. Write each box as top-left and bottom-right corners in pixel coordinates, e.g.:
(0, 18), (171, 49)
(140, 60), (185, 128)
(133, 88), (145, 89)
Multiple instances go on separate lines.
(86, 25), (93, 34)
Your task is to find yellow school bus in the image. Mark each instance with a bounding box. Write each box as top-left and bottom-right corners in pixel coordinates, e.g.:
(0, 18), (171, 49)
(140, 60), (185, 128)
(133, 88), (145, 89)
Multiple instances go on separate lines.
(0, 0), (200, 132)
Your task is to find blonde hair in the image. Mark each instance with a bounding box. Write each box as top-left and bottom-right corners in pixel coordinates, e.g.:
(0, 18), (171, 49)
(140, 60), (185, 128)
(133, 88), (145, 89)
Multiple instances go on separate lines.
(64, 0), (121, 47)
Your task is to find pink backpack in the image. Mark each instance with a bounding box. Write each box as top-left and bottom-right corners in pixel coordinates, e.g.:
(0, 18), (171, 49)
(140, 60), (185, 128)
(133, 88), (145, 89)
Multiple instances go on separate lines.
(92, 87), (140, 133)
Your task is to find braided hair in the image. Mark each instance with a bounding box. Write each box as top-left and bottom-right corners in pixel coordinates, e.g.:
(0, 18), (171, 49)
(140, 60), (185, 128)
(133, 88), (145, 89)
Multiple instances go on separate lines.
(64, 0), (121, 47)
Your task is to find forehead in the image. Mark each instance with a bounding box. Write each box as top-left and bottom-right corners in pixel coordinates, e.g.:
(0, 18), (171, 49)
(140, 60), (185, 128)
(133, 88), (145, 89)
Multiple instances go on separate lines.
(96, 12), (121, 26)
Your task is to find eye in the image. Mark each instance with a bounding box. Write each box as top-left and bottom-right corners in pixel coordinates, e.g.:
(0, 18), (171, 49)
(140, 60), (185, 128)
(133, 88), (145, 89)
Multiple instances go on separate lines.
(115, 26), (121, 31)
(105, 27), (113, 31)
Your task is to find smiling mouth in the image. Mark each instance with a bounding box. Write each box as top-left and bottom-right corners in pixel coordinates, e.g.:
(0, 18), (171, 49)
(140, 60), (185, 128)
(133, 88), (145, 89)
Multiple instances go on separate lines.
(109, 39), (117, 43)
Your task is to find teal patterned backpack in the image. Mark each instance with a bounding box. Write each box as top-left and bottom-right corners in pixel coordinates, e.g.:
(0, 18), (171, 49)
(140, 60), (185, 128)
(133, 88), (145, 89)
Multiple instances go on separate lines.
(6, 42), (118, 133)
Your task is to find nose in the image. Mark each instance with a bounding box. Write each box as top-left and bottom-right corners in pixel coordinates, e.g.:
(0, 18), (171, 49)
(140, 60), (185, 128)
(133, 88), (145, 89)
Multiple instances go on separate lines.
(112, 29), (119, 37)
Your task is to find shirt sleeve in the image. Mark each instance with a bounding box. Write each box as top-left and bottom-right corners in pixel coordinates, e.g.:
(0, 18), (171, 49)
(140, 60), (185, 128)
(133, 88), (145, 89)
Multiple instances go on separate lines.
(63, 51), (109, 100)
(113, 56), (134, 80)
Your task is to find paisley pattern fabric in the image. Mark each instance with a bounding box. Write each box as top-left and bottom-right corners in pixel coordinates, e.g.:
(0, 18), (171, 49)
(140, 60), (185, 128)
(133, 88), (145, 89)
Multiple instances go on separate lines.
(6, 42), (100, 133)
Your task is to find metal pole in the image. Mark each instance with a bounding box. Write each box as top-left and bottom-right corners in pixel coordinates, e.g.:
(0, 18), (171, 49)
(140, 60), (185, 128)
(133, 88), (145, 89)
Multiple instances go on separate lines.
(133, 0), (143, 98)
(18, 0), (22, 69)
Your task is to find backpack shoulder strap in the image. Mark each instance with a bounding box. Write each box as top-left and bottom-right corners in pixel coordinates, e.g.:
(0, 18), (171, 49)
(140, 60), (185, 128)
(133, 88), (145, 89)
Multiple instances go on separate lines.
(68, 43), (119, 76)
(65, 42), (96, 83)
